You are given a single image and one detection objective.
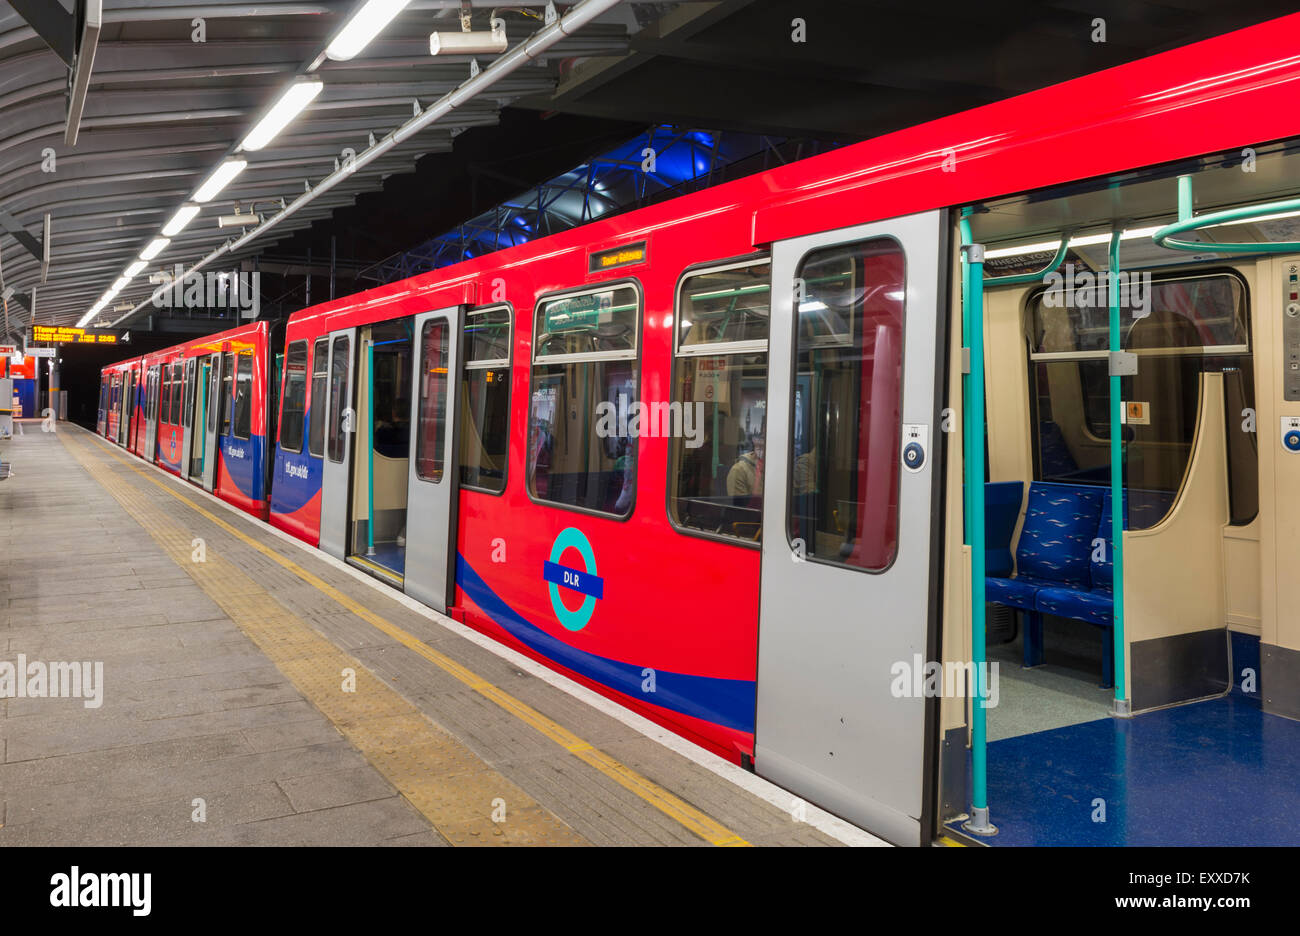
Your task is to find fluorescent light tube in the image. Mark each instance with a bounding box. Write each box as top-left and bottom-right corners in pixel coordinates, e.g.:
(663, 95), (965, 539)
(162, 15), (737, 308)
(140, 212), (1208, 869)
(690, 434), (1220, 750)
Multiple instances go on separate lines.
(326, 0), (412, 61)
(194, 158), (248, 203)
(124, 261), (146, 278)
(162, 204), (200, 237)
(140, 237), (170, 261)
(241, 79), (323, 152)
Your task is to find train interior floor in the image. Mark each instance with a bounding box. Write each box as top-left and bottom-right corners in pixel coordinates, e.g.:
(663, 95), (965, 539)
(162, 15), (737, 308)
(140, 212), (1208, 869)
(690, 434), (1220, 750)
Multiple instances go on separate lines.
(951, 621), (1296, 846)
(0, 421), (869, 847)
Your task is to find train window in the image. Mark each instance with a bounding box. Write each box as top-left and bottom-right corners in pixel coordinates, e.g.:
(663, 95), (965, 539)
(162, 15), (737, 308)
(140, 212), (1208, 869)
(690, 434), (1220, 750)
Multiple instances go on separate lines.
(327, 336), (350, 462)
(787, 238), (905, 572)
(669, 259), (771, 543)
(182, 359), (195, 428)
(533, 284), (639, 361)
(160, 367), (172, 425)
(416, 319), (450, 482)
(170, 363), (183, 426)
(280, 341), (308, 453)
(1030, 273), (1247, 356)
(309, 338), (328, 458)
(233, 352), (253, 440)
(461, 306), (511, 493)
(1028, 271), (1253, 528)
(220, 352), (234, 436)
(528, 284), (641, 516)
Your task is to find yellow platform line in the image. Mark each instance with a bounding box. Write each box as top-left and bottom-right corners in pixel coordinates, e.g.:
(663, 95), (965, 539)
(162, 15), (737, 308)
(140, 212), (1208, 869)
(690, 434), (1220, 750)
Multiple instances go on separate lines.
(71, 429), (751, 847)
(62, 432), (585, 846)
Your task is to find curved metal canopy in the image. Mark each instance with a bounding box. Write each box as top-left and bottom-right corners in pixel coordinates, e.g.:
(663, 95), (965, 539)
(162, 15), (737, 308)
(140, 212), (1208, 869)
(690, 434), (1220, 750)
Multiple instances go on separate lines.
(0, 0), (632, 327)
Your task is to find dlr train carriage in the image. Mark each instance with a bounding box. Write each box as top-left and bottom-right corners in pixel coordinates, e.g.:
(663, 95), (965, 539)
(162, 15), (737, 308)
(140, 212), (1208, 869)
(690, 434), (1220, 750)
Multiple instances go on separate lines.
(99, 13), (1300, 846)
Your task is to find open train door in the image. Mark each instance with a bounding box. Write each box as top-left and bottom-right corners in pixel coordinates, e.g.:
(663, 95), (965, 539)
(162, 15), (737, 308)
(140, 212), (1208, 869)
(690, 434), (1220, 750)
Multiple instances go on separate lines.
(201, 353), (223, 492)
(319, 327), (357, 558)
(403, 306), (463, 612)
(179, 357), (197, 476)
(143, 366), (157, 457)
(755, 210), (946, 846)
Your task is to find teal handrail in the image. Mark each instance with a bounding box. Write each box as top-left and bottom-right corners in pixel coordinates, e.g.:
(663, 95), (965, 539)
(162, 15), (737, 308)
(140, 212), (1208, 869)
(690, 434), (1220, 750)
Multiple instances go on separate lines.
(1154, 174), (1300, 253)
(1107, 230), (1128, 711)
(959, 208), (994, 835)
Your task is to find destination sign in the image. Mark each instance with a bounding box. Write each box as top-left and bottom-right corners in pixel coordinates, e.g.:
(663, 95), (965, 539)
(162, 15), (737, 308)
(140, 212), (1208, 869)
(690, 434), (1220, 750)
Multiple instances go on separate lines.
(588, 241), (647, 273)
(31, 325), (128, 345)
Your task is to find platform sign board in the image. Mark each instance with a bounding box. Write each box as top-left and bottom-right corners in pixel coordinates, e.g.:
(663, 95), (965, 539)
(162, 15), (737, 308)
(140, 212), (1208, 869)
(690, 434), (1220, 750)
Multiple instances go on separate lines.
(0, 344), (15, 356)
(31, 325), (127, 345)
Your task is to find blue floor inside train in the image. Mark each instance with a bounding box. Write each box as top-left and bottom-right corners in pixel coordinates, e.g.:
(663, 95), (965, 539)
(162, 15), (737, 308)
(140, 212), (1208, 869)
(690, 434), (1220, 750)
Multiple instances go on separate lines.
(358, 541), (405, 577)
(947, 694), (1300, 846)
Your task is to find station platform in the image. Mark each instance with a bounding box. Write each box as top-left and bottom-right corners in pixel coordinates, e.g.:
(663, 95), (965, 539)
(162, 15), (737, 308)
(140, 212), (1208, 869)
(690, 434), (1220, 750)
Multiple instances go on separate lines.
(0, 421), (878, 847)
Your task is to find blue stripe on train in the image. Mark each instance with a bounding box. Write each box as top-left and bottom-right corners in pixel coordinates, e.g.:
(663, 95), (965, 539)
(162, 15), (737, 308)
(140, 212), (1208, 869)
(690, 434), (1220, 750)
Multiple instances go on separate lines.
(219, 432), (266, 501)
(456, 554), (756, 734)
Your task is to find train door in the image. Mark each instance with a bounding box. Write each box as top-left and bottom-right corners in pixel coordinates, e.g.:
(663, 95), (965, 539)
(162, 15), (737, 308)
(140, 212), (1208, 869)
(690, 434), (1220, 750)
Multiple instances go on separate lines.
(180, 357), (196, 476)
(128, 368), (141, 452)
(344, 319), (413, 585)
(144, 367), (158, 458)
(319, 327), (357, 558)
(755, 210), (945, 846)
(404, 307), (463, 611)
(200, 354), (222, 492)
(189, 357), (211, 482)
(118, 372), (133, 446)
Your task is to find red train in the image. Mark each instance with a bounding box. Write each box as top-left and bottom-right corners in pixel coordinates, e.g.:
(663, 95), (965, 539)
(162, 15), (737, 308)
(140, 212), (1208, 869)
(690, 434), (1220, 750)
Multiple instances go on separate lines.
(99, 321), (280, 517)
(100, 13), (1300, 846)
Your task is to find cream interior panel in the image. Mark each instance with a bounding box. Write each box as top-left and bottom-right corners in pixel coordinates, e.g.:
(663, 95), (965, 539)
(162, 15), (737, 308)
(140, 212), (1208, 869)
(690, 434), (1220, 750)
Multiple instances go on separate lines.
(1123, 373), (1228, 649)
(1223, 520), (1261, 634)
(1258, 255), (1300, 652)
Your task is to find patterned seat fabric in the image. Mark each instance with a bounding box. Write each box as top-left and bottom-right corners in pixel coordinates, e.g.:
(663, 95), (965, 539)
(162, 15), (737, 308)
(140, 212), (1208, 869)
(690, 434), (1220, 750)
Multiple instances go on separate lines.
(1035, 585), (1114, 626)
(985, 573), (1056, 610)
(1016, 483), (1104, 587)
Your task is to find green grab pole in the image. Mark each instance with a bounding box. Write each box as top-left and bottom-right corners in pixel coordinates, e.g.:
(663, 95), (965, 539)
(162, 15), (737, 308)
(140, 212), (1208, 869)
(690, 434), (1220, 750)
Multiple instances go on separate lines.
(1156, 176), (1300, 254)
(1108, 231), (1128, 711)
(366, 340), (376, 557)
(959, 213), (973, 549)
(199, 364), (208, 472)
(1177, 173), (1194, 223)
(959, 209), (993, 834)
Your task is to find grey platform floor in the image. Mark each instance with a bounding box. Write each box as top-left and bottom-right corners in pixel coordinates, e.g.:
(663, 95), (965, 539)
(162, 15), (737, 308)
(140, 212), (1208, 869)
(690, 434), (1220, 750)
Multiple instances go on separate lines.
(0, 421), (866, 847)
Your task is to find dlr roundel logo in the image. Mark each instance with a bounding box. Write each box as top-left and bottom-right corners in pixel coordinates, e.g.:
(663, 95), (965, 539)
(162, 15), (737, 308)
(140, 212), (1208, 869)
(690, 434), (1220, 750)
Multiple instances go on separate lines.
(542, 527), (605, 631)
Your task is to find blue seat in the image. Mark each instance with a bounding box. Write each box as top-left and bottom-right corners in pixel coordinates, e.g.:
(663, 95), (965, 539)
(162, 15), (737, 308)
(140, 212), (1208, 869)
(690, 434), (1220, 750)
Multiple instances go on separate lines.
(984, 481), (1024, 579)
(986, 481), (1118, 688)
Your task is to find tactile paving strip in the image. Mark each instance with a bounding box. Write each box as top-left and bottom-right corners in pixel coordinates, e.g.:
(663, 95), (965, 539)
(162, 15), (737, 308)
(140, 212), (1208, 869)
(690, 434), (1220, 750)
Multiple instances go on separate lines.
(71, 429), (755, 846)
(62, 432), (587, 846)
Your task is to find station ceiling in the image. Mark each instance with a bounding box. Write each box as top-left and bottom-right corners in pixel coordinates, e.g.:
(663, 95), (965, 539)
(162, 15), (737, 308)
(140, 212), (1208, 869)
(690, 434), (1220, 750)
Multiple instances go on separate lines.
(1, 0), (1297, 330)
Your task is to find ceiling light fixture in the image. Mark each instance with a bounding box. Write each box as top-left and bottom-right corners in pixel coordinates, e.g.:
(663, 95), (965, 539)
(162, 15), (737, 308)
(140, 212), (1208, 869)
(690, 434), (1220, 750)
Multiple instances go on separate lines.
(194, 158), (248, 203)
(162, 204), (201, 237)
(326, 0), (413, 61)
(240, 78), (324, 152)
(140, 237), (170, 261)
